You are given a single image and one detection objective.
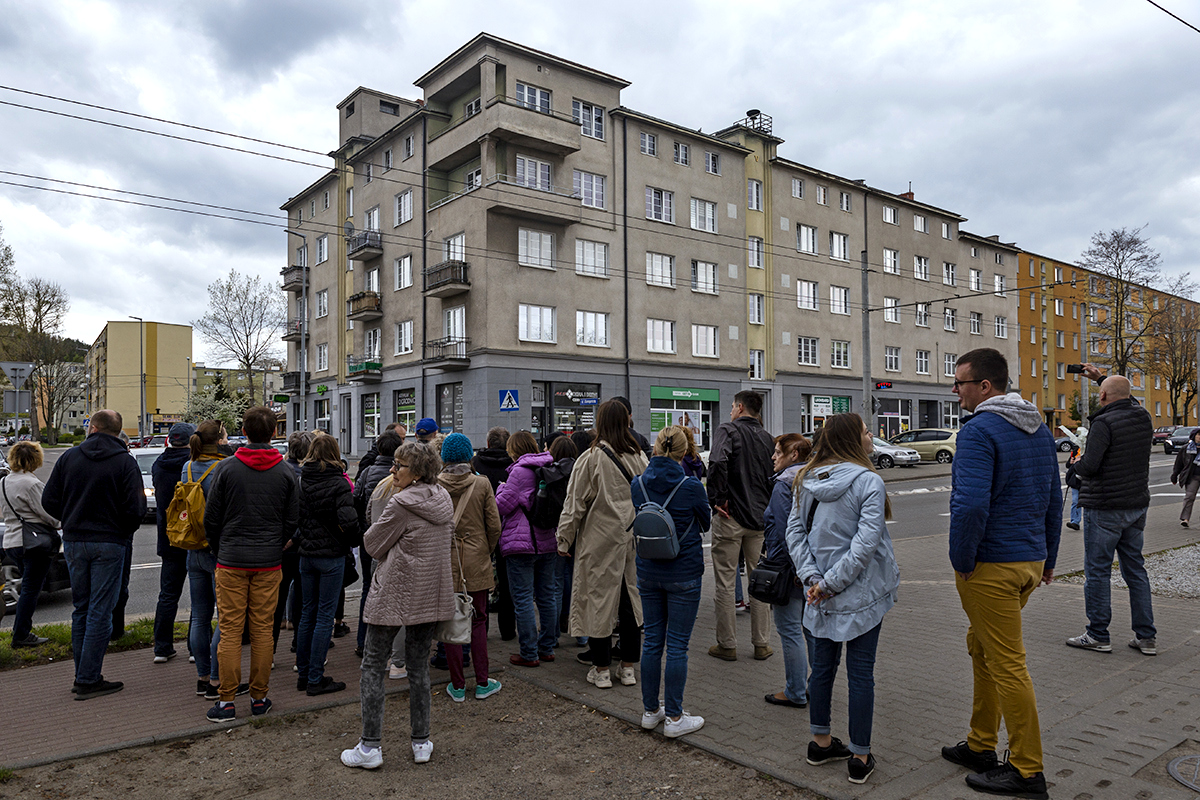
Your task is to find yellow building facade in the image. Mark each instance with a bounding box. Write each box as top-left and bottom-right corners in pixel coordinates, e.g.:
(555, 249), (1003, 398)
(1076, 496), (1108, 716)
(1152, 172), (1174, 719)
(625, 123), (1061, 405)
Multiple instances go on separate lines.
(86, 321), (192, 437)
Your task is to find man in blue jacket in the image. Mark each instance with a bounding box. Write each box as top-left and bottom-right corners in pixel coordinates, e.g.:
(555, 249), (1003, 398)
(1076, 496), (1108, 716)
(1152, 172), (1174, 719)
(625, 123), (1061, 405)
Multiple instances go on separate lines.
(943, 348), (1059, 800)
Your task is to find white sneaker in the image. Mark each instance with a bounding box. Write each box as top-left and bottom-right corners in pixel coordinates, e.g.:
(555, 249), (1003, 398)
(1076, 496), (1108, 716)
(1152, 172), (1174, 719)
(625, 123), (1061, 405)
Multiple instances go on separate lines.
(664, 712), (704, 738)
(412, 739), (433, 763)
(388, 660), (408, 680)
(586, 666), (612, 689)
(340, 742), (382, 769)
(641, 706), (665, 730)
(619, 666), (637, 686)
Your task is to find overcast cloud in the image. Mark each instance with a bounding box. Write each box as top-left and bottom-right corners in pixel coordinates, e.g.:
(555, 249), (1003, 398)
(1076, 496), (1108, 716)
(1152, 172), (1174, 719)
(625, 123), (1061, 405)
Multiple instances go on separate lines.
(1, 0), (1198, 364)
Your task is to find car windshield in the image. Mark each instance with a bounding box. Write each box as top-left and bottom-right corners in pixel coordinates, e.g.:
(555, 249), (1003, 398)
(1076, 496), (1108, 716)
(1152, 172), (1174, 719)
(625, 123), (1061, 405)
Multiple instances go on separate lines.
(872, 438), (891, 448)
(134, 454), (158, 474)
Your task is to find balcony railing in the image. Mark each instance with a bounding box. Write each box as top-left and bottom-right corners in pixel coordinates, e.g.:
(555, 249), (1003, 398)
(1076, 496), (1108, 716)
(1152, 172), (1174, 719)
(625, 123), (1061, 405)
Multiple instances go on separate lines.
(423, 260), (470, 298)
(347, 291), (382, 320)
(282, 371), (309, 393)
(280, 265), (309, 292)
(347, 355), (382, 382)
(346, 229), (383, 261)
(424, 336), (470, 366)
(490, 174), (580, 199)
(281, 318), (307, 341)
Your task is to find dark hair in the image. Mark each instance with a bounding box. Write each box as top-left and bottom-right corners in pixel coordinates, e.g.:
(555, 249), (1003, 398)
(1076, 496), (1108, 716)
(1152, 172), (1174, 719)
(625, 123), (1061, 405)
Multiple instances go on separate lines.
(593, 399), (639, 455)
(775, 433), (812, 464)
(506, 430), (540, 460)
(797, 413), (891, 519)
(542, 430), (566, 450)
(486, 426), (510, 449)
(190, 419), (225, 461)
(570, 430), (594, 454)
(241, 406), (277, 443)
(548, 436), (577, 461)
(734, 390), (763, 417)
(376, 429), (404, 459)
(611, 395), (633, 417)
(92, 409), (123, 435)
(956, 348), (1009, 393)
(304, 434), (343, 470)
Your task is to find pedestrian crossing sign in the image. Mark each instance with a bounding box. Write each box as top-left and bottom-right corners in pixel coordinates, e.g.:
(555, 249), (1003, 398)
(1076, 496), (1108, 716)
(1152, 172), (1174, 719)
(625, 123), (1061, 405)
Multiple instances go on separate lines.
(499, 390), (520, 411)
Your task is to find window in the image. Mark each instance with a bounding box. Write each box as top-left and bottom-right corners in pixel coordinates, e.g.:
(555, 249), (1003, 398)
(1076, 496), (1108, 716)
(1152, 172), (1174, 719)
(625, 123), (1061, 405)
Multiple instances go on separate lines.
(885, 346), (901, 372)
(690, 198), (717, 232)
(839, 191), (851, 212)
(346, 187), (353, 217)
(914, 214), (928, 232)
(944, 307), (957, 331)
(944, 353), (958, 377)
(883, 205), (897, 224)
(364, 327), (381, 359)
(515, 82), (551, 113)
(749, 293), (764, 325)
(994, 274), (1007, 296)
(1054, 265), (1063, 282)
(798, 224), (818, 254)
(969, 268), (982, 291)
(516, 155), (551, 190)
(395, 320), (413, 354)
(673, 142), (690, 165)
(316, 342), (328, 371)
(1073, 332), (1079, 350)
(831, 340), (851, 369)
(1030, 325), (1036, 344)
(575, 240), (609, 277)
(573, 170), (606, 208)
(1056, 362), (1066, 380)
(316, 235), (328, 264)
(316, 289), (328, 318)
(829, 232), (849, 261)
(748, 236), (765, 268)
(691, 260), (717, 294)
(309, 200), (315, 218)
(830, 285), (850, 315)
(792, 178), (804, 198)
(518, 304), (556, 343)
(705, 151), (720, 174)
(393, 255), (412, 290)
(365, 267), (379, 293)
(916, 303), (929, 327)
(640, 132), (657, 156)
(798, 337), (820, 366)
(1055, 330), (1065, 348)
(383, 148), (393, 171)
(646, 252), (675, 287)
(380, 100), (399, 115)
(576, 311), (610, 347)
(816, 186), (828, 205)
(970, 311), (981, 334)
(464, 167), (482, 191)
(884, 248), (899, 273)
(363, 161), (373, 183)
(444, 232), (465, 261)
(322, 190), (330, 210)
(942, 221), (952, 239)
(362, 393), (380, 439)
(943, 262), (957, 286)
(403, 135), (414, 159)
(915, 349), (930, 375)
(572, 100), (603, 138)
(518, 229), (555, 269)
(995, 252), (1004, 265)
(394, 190), (413, 225)
(692, 324), (719, 358)
(995, 316), (1008, 338)
(914, 255), (929, 280)
(647, 319), (675, 353)
(749, 350), (765, 380)
(748, 179), (763, 210)
(798, 280), (819, 311)
(884, 297), (899, 323)
(645, 186), (675, 222)
(363, 206), (380, 234)
(1054, 298), (1064, 316)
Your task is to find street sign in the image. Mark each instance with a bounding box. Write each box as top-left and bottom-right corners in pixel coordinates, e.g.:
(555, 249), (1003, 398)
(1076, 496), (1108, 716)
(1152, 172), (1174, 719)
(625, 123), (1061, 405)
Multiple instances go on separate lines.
(499, 390), (520, 411)
(273, 394), (290, 403)
(0, 362), (34, 389)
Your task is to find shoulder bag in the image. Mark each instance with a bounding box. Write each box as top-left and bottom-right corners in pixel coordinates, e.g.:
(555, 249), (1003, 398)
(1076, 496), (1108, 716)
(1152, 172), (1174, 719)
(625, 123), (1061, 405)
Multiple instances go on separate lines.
(599, 445), (635, 483)
(434, 480), (478, 645)
(2, 476), (62, 556)
(748, 497), (818, 606)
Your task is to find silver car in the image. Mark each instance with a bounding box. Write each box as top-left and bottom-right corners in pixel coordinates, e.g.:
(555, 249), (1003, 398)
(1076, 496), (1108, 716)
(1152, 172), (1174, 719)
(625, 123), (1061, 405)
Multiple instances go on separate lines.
(133, 446), (166, 521)
(871, 437), (920, 469)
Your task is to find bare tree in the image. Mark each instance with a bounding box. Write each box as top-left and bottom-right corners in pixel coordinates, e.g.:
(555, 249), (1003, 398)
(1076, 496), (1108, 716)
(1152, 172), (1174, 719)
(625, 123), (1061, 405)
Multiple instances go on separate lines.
(1147, 274), (1200, 424)
(1078, 226), (1164, 377)
(0, 271), (72, 443)
(192, 269), (285, 404)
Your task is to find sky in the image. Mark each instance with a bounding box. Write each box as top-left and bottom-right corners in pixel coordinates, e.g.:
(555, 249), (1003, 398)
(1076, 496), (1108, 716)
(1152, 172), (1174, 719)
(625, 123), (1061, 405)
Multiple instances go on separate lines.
(1, 0), (1198, 366)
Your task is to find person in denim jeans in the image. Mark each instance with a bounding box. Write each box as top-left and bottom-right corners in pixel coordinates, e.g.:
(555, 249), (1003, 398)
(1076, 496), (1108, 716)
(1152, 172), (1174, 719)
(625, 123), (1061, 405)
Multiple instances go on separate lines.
(633, 426), (711, 738)
(1, 441), (61, 648)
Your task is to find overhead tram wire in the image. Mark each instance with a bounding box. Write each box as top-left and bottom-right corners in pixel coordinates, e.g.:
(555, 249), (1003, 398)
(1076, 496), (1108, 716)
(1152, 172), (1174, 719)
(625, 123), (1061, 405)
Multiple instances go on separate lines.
(1144, 0), (1200, 34)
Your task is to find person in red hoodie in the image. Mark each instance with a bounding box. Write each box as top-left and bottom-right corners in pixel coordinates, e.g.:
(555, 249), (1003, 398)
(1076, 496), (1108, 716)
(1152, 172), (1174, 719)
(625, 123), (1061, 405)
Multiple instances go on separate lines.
(202, 407), (300, 723)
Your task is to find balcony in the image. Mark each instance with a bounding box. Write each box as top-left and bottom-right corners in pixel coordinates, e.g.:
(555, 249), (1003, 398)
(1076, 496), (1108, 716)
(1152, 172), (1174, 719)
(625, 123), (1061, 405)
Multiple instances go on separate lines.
(424, 336), (470, 369)
(280, 265), (309, 292)
(347, 229), (383, 261)
(347, 291), (382, 321)
(423, 260), (470, 298)
(426, 98), (581, 172)
(347, 356), (382, 383)
(281, 318), (307, 342)
(282, 371), (310, 393)
(477, 174), (583, 226)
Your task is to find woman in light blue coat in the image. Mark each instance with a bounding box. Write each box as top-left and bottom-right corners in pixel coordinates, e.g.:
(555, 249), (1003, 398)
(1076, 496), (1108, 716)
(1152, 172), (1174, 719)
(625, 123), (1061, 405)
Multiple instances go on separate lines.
(785, 413), (898, 786)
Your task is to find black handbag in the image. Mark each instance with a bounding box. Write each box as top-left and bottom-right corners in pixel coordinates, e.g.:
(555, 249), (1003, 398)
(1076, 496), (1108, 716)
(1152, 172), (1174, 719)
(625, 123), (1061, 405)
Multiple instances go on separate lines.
(748, 497), (818, 606)
(2, 476), (62, 556)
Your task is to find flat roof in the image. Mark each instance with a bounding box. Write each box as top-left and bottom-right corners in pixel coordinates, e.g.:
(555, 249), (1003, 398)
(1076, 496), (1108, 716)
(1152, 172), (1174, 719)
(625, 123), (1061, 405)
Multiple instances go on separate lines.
(415, 32), (630, 89)
(611, 107), (753, 154)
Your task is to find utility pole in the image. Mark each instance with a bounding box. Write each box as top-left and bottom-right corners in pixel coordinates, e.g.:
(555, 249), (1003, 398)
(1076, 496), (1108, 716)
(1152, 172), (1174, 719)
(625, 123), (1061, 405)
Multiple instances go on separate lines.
(129, 316), (145, 437)
(860, 248), (873, 432)
(1080, 303), (1089, 418)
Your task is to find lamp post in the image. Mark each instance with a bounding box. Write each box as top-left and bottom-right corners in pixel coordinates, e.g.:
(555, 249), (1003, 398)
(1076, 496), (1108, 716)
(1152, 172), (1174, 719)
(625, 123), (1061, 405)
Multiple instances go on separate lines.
(185, 356), (192, 417)
(286, 230), (308, 431)
(129, 316), (145, 438)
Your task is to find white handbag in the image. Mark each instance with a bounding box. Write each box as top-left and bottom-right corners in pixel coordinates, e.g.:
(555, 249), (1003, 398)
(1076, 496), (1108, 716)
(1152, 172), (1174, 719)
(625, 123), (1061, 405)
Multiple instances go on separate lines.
(434, 481), (477, 645)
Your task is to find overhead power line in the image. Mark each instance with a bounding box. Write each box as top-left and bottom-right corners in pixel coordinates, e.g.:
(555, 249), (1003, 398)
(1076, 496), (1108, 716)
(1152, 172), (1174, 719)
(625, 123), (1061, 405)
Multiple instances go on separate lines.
(1144, 0), (1200, 34)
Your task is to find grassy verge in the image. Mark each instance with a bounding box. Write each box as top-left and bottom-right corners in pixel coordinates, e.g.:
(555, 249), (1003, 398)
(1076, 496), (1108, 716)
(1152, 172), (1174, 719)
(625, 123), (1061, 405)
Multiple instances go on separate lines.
(0, 617), (187, 671)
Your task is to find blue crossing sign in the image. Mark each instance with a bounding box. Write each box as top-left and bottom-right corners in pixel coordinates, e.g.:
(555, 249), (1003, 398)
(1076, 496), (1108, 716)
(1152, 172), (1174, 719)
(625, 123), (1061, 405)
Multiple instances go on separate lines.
(499, 390), (520, 411)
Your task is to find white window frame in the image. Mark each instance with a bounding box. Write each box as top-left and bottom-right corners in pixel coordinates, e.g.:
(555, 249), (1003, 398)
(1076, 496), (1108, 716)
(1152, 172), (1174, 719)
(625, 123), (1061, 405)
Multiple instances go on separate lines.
(690, 198), (717, 233)
(646, 319), (676, 354)
(573, 170), (606, 209)
(316, 342), (328, 371)
(816, 186), (828, 205)
(403, 135), (414, 160)
(942, 221), (952, 239)
(383, 147), (393, 171)
(691, 260), (718, 294)
(944, 353), (958, 377)
(798, 280), (819, 311)
(645, 186), (675, 223)
(646, 252), (675, 287)
(443, 232), (465, 262)
(576, 310), (610, 347)
(394, 190), (413, 226)
(394, 320), (413, 355)
(970, 311), (982, 335)
(705, 151), (720, 174)
(885, 346), (901, 372)
(944, 307), (957, 331)
(830, 285), (850, 315)
(749, 293), (764, 325)
(692, 324), (719, 358)
(798, 224), (818, 254)
(640, 131), (657, 156)
(829, 232), (849, 261)
(748, 179), (763, 211)
(673, 141), (690, 165)
(943, 262), (957, 286)
(798, 336), (820, 366)
(915, 302), (929, 327)
(316, 235), (328, 264)
(884, 248), (899, 273)
(364, 327), (381, 360)
(515, 82), (551, 113)
(883, 205), (897, 224)
(791, 177), (804, 198)
(518, 304), (556, 343)
(575, 239), (609, 278)
(1055, 298), (1064, 316)
(839, 191), (851, 212)
(884, 296), (899, 323)
(365, 267), (379, 294)
(572, 100), (604, 139)
(914, 213), (928, 233)
(394, 255), (412, 290)
(994, 274), (1007, 296)
(915, 349), (929, 375)
(516, 155), (552, 190)
(315, 289), (328, 318)
(748, 236), (765, 268)
(914, 255), (929, 281)
(749, 349), (765, 380)
(518, 228), (555, 269)
(831, 340), (851, 369)
(969, 267), (982, 291)
(995, 316), (1008, 339)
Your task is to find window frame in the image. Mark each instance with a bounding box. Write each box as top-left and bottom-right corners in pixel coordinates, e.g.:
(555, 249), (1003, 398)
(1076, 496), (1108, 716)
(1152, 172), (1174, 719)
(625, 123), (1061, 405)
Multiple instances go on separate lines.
(518, 228), (555, 270)
(691, 324), (719, 358)
(576, 310), (610, 347)
(646, 318), (676, 354)
(517, 303), (557, 343)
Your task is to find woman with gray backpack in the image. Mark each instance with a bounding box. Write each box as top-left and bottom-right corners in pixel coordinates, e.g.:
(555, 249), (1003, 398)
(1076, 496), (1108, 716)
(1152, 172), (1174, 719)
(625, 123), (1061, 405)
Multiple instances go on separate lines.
(630, 426), (710, 738)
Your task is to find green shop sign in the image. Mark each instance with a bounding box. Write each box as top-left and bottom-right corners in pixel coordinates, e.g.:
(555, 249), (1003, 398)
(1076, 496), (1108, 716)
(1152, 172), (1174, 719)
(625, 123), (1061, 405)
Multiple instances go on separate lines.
(650, 386), (720, 402)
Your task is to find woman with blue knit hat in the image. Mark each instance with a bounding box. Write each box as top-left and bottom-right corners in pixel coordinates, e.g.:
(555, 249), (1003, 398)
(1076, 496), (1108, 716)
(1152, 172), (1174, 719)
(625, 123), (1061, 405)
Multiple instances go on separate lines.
(437, 433), (503, 700)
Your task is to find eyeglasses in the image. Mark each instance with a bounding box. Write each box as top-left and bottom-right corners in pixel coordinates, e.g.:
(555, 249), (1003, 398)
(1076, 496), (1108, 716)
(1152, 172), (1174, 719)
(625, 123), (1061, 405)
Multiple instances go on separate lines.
(391, 462), (409, 471)
(952, 379), (984, 389)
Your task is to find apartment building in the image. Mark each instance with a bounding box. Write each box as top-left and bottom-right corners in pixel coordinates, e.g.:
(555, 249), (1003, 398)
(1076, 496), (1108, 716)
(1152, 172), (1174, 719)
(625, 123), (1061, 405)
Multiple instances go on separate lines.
(86, 320), (192, 437)
(281, 33), (1018, 454)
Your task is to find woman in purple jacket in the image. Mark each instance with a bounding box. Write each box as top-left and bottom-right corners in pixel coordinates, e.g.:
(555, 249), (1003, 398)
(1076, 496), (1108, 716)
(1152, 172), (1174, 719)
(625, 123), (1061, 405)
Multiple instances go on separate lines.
(495, 430), (560, 667)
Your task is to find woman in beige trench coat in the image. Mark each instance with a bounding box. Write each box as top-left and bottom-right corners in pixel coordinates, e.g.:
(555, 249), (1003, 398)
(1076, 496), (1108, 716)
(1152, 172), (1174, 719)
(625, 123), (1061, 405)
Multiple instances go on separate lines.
(556, 399), (648, 689)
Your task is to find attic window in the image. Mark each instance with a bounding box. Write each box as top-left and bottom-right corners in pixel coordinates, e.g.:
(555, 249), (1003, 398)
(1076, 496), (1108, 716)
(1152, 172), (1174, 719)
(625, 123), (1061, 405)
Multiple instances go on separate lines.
(345, 102), (355, 118)
(380, 101), (399, 116)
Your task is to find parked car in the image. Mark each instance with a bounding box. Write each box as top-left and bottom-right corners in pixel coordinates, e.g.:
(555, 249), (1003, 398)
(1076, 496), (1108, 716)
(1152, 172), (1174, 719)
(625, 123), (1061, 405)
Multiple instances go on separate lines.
(871, 437), (921, 469)
(1, 525), (71, 616)
(1153, 425), (1179, 446)
(270, 439), (289, 456)
(1165, 426), (1200, 455)
(889, 428), (958, 463)
(1053, 436), (1076, 453)
(132, 446), (166, 521)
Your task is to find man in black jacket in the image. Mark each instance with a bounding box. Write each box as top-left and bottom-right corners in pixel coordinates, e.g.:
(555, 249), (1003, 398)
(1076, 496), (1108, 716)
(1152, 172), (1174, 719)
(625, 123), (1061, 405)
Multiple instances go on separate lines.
(706, 391), (774, 662)
(1068, 370), (1156, 656)
(204, 406), (299, 721)
(42, 409), (145, 700)
(150, 422), (195, 663)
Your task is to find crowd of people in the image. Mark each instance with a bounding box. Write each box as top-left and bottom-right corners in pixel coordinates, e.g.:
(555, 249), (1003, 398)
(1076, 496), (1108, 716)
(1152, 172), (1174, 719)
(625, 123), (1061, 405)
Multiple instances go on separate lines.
(4, 347), (1165, 798)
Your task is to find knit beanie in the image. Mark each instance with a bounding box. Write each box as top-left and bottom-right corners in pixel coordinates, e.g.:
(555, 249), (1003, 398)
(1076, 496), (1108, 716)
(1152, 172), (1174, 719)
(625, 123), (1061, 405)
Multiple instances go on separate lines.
(440, 432), (473, 464)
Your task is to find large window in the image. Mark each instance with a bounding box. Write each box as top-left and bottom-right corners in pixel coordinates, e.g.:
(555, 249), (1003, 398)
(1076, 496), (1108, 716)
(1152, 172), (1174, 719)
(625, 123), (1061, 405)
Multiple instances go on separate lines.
(316, 289), (328, 318)
(647, 319), (675, 353)
(575, 240), (609, 277)
(690, 198), (717, 232)
(515, 83), (551, 113)
(705, 151), (720, 174)
(884, 297), (899, 323)
(748, 179), (763, 210)
(395, 320), (413, 354)
(914, 255), (929, 280)
(748, 293), (764, 325)
(518, 304), (556, 343)
(316, 342), (328, 371)
(970, 311), (982, 335)
(830, 285), (850, 315)
(914, 213), (928, 233)
(576, 311), (610, 347)
(792, 178), (804, 198)
(994, 316), (1008, 338)
(645, 186), (674, 222)
(884, 248), (899, 274)
(316, 235), (328, 264)
(994, 274), (1007, 296)
(798, 225), (818, 254)
(829, 232), (849, 261)
(516, 155), (551, 190)
(519, 229), (555, 269)
(969, 267), (982, 291)
(365, 268), (379, 293)
(362, 393), (381, 439)
(646, 252), (675, 287)
(394, 190), (412, 225)
(573, 170), (606, 209)
(798, 280), (819, 311)
(364, 327), (381, 359)
(916, 303), (929, 327)
(674, 142), (690, 165)
(394, 255), (412, 290)
(944, 307), (957, 331)
(798, 336), (820, 366)
(444, 232), (465, 261)
(943, 262), (957, 286)
(915, 349), (929, 375)
(572, 100), (604, 139)
(944, 353), (958, 377)
(640, 132), (657, 156)
(692, 324), (719, 357)
(839, 191), (852, 212)
(691, 260), (717, 294)
(831, 340), (851, 369)
(748, 237), (764, 268)
(885, 346), (900, 372)
(883, 205), (897, 224)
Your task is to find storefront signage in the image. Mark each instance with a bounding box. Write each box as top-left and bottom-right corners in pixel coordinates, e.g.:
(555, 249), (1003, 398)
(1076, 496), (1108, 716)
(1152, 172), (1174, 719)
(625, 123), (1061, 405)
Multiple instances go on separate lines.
(811, 396), (833, 416)
(395, 388), (415, 412)
(649, 386), (721, 402)
(832, 396), (851, 413)
(553, 384), (600, 408)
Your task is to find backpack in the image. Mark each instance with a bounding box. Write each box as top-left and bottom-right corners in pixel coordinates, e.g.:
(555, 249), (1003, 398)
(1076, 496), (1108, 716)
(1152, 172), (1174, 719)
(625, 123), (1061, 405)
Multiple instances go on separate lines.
(165, 461), (219, 550)
(630, 475), (692, 561)
(525, 458), (574, 530)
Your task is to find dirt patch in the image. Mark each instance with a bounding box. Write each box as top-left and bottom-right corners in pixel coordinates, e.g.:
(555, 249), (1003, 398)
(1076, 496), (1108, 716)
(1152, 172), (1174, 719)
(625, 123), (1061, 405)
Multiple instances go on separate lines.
(1, 677), (822, 800)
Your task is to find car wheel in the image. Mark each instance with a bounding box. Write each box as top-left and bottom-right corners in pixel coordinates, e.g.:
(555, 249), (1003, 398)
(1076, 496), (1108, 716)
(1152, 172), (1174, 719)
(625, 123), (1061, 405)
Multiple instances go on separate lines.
(1058, 440), (1072, 452)
(936, 450), (953, 464)
(878, 455), (893, 469)
(1165, 444), (1173, 455)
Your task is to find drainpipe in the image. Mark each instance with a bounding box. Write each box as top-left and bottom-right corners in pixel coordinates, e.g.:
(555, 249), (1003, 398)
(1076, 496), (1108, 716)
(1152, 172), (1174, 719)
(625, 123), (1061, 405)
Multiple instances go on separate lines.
(420, 114), (428, 413)
(861, 187), (873, 432)
(622, 116), (630, 399)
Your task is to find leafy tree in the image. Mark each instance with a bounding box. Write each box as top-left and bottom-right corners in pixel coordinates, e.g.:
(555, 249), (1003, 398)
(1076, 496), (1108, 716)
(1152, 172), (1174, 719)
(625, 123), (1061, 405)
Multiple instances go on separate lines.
(182, 384), (248, 433)
(1068, 389), (1100, 424)
(192, 269), (285, 404)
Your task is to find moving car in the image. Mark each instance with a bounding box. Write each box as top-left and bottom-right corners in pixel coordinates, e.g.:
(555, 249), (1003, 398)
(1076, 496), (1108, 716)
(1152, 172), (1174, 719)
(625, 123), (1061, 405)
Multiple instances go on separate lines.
(1164, 426), (1200, 455)
(889, 428), (958, 463)
(871, 437), (920, 469)
(133, 446), (166, 521)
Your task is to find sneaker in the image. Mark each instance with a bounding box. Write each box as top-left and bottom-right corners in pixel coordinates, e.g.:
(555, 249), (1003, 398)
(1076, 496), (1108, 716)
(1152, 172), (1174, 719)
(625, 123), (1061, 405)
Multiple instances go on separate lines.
(586, 666), (613, 689)
(735, 600), (749, 612)
(1183, 520), (1190, 528)
(196, 679), (209, 697)
(941, 741), (999, 773)
(75, 679), (124, 701)
(1066, 632), (1112, 652)
(575, 650), (594, 665)
(964, 763), (1048, 800)
(341, 742), (382, 769)
(10, 634), (49, 648)
(412, 739), (433, 764)
(475, 678), (502, 700)
(1065, 522), (1080, 530)
(297, 675), (308, 692)
(189, 655), (195, 664)
(753, 645), (774, 661)
(708, 644), (737, 661)
(509, 654), (540, 668)
(807, 737), (852, 766)
(204, 683), (220, 701)
(206, 702), (234, 723)
(307, 676), (346, 696)
(251, 697), (272, 716)
(388, 661), (408, 680)
(235, 682), (250, 696)
(1129, 637), (1157, 656)
(847, 754), (876, 785)
(333, 622), (351, 638)
(641, 706), (666, 730)
(153, 650), (177, 664)
(618, 665), (637, 686)
(446, 685), (466, 702)
(664, 712), (705, 738)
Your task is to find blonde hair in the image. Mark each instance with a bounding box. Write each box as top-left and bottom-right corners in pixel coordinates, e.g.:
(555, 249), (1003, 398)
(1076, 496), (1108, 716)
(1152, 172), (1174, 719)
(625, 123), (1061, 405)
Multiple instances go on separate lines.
(303, 434), (343, 471)
(8, 441), (43, 473)
(679, 426), (700, 459)
(653, 425), (688, 461)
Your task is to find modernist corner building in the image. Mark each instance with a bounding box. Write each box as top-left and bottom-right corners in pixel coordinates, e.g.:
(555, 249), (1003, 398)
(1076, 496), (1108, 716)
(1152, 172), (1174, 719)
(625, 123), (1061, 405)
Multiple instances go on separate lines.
(280, 32), (1022, 456)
